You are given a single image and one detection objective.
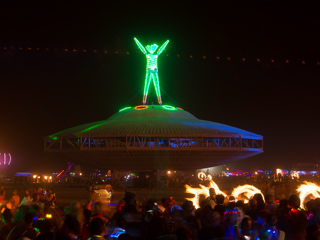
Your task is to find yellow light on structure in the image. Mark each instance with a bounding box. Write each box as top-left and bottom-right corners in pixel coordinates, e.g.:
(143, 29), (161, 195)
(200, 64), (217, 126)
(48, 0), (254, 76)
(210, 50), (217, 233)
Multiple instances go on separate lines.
(255, 172), (258, 175)
(33, 175), (37, 179)
(231, 185), (265, 203)
(44, 176), (48, 180)
(49, 176), (52, 179)
(276, 169), (282, 175)
(167, 171), (171, 174)
(37, 176), (40, 178)
(79, 173), (82, 176)
(296, 181), (320, 209)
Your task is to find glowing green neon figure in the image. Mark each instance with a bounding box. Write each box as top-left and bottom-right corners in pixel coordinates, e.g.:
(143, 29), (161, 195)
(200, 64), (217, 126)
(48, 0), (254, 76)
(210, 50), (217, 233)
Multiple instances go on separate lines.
(134, 37), (169, 105)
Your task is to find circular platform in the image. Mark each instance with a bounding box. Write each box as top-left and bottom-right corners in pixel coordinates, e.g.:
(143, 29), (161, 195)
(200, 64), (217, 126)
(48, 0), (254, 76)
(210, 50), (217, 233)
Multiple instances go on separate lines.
(45, 105), (263, 170)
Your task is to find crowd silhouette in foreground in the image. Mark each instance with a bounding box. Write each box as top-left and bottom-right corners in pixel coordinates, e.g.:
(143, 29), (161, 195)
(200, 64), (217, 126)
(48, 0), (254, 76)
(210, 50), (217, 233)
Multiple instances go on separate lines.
(1, 184), (320, 240)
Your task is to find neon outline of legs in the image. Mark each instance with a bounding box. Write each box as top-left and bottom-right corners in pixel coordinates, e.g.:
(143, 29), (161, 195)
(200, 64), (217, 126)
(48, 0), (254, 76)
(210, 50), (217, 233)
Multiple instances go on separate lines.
(151, 73), (160, 104)
(143, 71), (162, 105)
(154, 73), (162, 104)
(143, 71), (152, 104)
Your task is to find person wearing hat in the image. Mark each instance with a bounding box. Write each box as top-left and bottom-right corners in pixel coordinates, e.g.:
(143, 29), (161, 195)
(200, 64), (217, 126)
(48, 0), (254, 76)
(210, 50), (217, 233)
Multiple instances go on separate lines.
(119, 191), (144, 238)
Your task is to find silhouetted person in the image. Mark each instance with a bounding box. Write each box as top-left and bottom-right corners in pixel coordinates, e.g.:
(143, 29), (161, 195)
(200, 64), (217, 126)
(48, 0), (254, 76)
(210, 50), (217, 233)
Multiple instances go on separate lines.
(7, 212), (40, 240)
(55, 216), (81, 240)
(88, 217), (106, 240)
(213, 194), (227, 218)
(277, 194), (307, 240)
(306, 224), (320, 240)
(0, 208), (15, 240)
(206, 188), (216, 208)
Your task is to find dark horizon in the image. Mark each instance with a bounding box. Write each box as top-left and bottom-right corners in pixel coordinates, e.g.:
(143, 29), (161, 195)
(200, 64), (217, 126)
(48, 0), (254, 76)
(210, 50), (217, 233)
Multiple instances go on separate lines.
(0, 1), (320, 173)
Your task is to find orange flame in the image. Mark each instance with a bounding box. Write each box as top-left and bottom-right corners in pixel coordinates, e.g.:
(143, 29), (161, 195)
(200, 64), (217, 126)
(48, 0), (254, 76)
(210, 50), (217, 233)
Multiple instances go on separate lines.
(291, 171), (299, 179)
(231, 185), (265, 203)
(185, 180), (227, 209)
(296, 181), (320, 209)
(197, 172), (213, 181)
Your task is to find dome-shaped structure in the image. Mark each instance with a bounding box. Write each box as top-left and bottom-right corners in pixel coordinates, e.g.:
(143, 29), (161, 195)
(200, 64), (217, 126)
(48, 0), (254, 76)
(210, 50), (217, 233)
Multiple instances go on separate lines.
(45, 105), (263, 170)
(44, 38), (263, 170)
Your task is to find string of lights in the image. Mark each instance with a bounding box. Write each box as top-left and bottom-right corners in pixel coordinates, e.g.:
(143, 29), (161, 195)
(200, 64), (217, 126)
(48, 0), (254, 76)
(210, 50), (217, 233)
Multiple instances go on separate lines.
(1, 45), (319, 66)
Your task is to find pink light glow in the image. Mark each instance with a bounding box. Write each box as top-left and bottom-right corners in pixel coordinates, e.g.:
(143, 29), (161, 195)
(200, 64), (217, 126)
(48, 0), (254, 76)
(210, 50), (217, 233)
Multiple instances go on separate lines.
(0, 153), (11, 165)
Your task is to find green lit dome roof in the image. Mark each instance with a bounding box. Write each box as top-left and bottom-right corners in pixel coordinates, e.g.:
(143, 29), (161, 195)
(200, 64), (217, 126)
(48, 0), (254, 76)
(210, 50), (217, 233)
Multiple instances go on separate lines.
(49, 105), (262, 139)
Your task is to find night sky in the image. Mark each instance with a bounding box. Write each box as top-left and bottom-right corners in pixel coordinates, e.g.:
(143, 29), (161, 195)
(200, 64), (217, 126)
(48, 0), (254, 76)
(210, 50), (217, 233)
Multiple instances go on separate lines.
(0, 1), (320, 172)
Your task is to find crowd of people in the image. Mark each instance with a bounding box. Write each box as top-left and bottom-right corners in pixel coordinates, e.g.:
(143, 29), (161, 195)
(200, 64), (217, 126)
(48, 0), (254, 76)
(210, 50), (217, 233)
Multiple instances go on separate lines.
(1, 183), (320, 240)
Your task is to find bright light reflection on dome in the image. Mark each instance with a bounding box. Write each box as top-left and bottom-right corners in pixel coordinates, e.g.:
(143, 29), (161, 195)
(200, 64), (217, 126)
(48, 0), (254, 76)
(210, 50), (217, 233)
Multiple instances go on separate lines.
(119, 107), (131, 112)
(79, 121), (106, 134)
(162, 105), (176, 110)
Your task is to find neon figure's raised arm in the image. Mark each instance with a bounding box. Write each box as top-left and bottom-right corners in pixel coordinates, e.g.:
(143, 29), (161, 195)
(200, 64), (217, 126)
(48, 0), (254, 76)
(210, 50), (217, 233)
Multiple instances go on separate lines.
(157, 40), (169, 55)
(134, 37), (147, 55)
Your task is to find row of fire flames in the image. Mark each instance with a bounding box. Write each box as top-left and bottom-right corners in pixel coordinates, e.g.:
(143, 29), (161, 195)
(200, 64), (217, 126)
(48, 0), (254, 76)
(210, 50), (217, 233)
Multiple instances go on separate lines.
(185, 180), (320, 210)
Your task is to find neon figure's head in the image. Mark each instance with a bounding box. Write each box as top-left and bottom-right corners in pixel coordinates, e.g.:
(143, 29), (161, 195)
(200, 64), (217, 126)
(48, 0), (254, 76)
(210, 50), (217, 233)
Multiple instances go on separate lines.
(146, 44), (158, 54)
